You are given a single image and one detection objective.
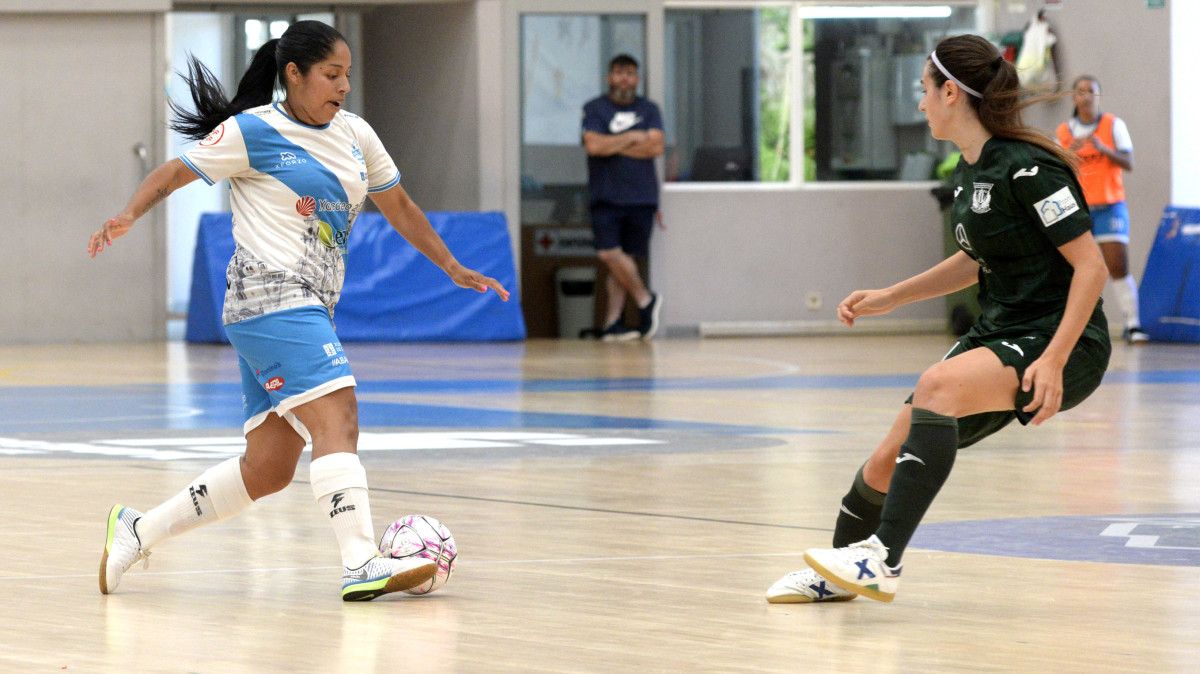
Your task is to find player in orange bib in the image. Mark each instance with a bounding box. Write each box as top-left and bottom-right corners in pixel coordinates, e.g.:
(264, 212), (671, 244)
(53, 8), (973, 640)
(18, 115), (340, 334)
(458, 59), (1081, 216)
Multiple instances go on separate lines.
(1056, 76), (1147, 343)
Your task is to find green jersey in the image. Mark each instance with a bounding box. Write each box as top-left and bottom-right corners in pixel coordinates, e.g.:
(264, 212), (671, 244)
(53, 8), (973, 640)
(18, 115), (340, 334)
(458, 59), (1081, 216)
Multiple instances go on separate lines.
(949, 137), (1107, 336)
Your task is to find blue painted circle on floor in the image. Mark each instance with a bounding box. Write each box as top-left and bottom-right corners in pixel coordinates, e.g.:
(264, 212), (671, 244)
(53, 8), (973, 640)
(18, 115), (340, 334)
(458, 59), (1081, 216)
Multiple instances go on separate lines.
(912, 514), (1200, 567)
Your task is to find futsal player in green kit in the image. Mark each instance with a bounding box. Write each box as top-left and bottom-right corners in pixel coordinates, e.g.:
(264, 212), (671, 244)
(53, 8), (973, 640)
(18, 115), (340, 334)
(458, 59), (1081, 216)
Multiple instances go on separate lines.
(767, 34), (1111, 604)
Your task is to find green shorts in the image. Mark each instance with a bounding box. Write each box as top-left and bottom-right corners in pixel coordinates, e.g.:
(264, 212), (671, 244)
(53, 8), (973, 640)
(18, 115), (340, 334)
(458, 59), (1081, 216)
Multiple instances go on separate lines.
(907, 324), (1111, 448)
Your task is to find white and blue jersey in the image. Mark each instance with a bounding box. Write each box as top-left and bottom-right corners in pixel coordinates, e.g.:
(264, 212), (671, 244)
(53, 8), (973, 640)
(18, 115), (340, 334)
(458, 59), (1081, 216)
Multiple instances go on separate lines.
(182, 103), (401, 325)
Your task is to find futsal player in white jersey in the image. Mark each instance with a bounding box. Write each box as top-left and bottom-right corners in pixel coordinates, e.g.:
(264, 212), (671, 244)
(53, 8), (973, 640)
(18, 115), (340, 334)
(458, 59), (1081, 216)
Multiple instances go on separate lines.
(88, 20), (510, 602)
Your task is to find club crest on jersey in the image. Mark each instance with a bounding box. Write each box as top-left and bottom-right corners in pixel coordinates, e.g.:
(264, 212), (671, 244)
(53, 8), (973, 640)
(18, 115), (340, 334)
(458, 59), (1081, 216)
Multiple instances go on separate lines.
(970, 182), (993, 214)
(199, 123), (225, 147)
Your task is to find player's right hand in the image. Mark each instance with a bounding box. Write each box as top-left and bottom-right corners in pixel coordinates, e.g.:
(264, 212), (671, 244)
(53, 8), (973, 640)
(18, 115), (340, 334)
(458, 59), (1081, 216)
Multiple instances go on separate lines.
(837, 289), (896, 327)
(89, 214), (134, 258)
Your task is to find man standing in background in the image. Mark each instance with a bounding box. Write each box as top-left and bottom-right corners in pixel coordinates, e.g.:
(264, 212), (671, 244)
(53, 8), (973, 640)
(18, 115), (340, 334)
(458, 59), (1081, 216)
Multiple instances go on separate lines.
(582, 54), (665, 341)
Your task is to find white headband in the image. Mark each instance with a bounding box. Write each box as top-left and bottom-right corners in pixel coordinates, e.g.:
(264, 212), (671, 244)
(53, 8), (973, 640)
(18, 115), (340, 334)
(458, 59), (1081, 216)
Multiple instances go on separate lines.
(930, 49), (982, 99)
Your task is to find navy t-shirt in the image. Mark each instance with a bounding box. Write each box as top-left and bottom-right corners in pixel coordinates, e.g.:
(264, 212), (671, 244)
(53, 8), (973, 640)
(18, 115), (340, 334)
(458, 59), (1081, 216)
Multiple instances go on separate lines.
(581, 95), (663, 207)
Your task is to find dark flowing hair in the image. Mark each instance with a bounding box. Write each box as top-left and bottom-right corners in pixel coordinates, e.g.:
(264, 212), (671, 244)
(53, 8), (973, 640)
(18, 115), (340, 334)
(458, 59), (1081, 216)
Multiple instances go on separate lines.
(929, 34), (1077, 170)
(170, 20), (347, 141)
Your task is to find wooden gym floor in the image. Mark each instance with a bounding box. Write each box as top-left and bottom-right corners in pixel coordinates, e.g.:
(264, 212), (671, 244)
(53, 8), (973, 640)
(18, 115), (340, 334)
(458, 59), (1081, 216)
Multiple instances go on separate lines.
(0, 335), (1197, 672)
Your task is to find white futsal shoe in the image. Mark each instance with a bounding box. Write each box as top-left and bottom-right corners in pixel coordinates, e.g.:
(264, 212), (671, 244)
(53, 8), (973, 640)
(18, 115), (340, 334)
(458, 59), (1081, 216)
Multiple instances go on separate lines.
(100, 505), (149, 594)
(341, 556), (437, 602)
(803, 535), (901, 603)
(766, 567), (857, 603)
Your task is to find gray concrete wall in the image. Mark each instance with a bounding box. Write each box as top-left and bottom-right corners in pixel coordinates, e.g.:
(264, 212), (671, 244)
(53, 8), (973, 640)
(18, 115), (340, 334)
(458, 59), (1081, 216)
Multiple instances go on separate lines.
(362, 2), (482, 211)
(0, 13), (166, 344)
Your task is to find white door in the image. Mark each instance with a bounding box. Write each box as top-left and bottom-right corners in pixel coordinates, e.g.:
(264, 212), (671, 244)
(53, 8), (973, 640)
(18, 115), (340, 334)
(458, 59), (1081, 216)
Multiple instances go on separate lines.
(0, 13), (165, 343)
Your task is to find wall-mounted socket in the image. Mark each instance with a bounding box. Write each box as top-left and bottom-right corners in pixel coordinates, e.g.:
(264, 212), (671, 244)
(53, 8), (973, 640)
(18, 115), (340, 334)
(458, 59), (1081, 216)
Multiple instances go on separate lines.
(805, 291), (822, 311)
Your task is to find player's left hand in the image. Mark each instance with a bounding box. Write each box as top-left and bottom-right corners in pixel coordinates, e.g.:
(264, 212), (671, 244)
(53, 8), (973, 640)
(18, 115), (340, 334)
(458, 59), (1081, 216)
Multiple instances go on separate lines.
(1021, 354), (1065, 425)
(448, 264), (510, 301)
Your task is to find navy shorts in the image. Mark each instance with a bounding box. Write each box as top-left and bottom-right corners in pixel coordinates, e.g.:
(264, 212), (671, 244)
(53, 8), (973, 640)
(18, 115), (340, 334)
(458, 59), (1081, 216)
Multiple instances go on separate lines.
(590, 203), (656, 256)
(224, 305), (356, 438)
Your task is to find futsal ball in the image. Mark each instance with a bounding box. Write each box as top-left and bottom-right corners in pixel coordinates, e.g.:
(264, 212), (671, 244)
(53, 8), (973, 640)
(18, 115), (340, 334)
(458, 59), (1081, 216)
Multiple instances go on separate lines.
(379, 515), (457, 595)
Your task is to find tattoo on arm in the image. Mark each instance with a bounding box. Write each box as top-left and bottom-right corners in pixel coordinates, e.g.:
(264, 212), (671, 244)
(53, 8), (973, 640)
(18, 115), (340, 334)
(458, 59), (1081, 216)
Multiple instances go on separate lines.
(141, 187), (170, 217)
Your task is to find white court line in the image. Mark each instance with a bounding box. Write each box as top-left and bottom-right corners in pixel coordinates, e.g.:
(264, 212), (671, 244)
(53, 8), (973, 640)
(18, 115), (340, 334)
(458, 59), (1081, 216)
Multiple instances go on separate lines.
(0, 551), (809, 583)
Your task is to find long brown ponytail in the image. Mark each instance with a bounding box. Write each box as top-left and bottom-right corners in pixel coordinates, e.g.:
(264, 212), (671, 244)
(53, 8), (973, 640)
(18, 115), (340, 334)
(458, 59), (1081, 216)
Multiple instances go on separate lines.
(929, 34), (1077, 170)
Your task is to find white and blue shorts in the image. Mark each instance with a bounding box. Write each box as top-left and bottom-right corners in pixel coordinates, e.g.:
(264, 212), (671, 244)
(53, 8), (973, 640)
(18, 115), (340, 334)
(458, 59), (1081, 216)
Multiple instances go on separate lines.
(1089, 201), (1130, 244)
(224, 305), (356, 438)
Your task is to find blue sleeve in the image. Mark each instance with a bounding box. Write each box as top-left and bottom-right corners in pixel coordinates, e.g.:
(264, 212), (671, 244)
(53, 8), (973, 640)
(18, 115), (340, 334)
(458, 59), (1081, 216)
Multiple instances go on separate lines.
(581, 101), (607, 136)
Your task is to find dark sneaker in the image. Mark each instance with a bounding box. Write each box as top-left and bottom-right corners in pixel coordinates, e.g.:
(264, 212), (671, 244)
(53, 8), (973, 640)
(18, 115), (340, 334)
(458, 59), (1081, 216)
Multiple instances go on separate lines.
(1123, 327), (1150, 344)
(638, 293), (663, 340)
(600, 320), (640, 342)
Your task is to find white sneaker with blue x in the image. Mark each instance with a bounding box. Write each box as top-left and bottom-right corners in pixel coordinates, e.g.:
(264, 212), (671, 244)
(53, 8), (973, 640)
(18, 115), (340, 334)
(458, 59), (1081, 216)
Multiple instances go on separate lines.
(765, 567), (857, 603)
(803, 535), (901, 603)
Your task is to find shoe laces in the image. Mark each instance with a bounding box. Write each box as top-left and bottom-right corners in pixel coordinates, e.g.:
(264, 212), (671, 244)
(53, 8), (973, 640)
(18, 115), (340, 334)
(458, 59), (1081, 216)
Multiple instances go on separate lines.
(846, 537), (888, 561)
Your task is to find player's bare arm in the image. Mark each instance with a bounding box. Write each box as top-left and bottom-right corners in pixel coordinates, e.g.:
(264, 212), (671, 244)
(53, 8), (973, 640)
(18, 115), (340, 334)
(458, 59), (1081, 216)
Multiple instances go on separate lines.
(88, 158), (199, 258)
(369, 183), (510, 300)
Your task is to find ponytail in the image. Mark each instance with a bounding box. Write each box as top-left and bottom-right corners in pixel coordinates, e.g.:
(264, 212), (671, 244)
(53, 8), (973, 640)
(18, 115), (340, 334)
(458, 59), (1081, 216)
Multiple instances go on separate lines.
(170, 21), (347, 141)
(930, 35), (1078, 171)
(170, 39), (279, 141)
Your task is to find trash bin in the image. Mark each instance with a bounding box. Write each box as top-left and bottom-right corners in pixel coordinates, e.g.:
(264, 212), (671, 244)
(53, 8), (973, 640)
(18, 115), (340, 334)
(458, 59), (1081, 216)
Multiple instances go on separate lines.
(932, 183), (980, 336)
(555, 266), (597, 339)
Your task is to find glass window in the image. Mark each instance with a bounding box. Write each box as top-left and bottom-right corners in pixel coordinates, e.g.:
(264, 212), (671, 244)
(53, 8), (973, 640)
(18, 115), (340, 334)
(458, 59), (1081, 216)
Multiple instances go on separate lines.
(519, 14), (646, 224)
(802, 5), (976, 181)
(664, 7), (792, 183)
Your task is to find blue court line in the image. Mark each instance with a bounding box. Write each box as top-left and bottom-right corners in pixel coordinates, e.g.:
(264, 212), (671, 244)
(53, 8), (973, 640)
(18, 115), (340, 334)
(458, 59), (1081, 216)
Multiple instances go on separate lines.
(0, 384), (802, 435)
(0, 367), (1196, 434)
(913, 514), (1200, 567)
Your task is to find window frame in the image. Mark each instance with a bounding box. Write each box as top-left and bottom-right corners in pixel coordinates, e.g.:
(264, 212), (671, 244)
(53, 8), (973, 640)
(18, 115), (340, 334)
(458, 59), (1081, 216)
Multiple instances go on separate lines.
(661, 0), (977, 192)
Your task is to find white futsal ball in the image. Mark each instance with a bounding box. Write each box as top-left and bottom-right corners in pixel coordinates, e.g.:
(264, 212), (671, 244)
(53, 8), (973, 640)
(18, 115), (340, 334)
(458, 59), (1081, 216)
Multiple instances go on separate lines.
(379, 515), (457, 595)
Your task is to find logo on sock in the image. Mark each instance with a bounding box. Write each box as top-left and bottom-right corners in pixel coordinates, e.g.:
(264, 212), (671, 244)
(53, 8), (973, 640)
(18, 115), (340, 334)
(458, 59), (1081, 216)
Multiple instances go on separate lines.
(188, 483), (208, 517)
(329, 491), (357, 518)
(895, 453), (926, 465)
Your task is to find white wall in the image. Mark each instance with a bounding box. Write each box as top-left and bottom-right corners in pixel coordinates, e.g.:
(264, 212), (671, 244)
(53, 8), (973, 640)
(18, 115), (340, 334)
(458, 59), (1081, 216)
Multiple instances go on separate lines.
(1171, 0), (1200, 207)
(1001, 2), (1170, 280)
(362, 2), (482, 211)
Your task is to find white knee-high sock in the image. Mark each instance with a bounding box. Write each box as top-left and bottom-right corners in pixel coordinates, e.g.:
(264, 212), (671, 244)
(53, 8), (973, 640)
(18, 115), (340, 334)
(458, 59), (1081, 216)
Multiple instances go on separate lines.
(135, 457), (254, 549)
(310, 452), (378, 568)
(1112, 274), (1142, 328)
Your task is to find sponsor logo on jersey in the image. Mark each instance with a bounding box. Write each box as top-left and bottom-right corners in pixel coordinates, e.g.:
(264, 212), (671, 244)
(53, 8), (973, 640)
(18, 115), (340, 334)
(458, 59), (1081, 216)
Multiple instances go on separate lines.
(954, 223), (973, 252)
(323, 342), (343, 356)
(1013, 166), (1040, 179)
(896, 453), (926, 465)
(276, 152), (308, 169)
(971, 182), (993, 214)
(296, 196), (317, 217)
(330, 355), (349, 367)
(255, 362), (282, 377)
(954, 186), (963, 198)
(1034, 186), (1081, 226)
(608, 111), (642, 134)
(351, 142), (365, 164)
(317, 199), (354, 212)
(264, 376), (285, 391)
(200, 123), (225, 147)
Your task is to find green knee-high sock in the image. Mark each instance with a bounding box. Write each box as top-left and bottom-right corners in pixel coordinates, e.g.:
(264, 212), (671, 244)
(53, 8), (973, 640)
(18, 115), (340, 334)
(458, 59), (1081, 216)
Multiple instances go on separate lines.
(875, 407), (958, 567)
(832, 465), (886, 547)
